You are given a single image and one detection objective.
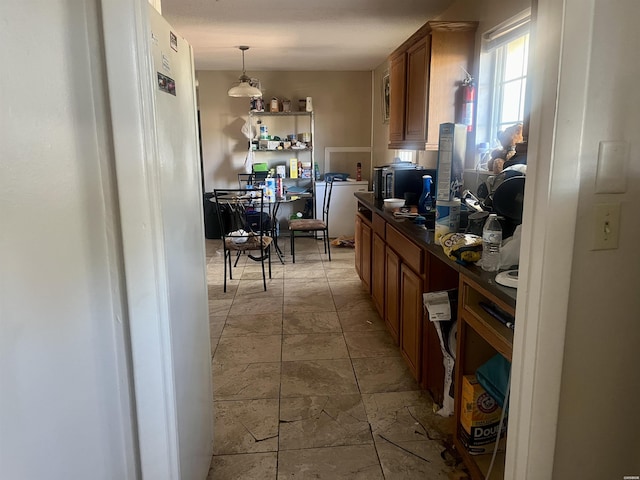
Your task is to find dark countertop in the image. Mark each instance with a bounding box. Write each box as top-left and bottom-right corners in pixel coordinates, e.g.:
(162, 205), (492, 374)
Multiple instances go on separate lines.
(355, 192), (517, 308)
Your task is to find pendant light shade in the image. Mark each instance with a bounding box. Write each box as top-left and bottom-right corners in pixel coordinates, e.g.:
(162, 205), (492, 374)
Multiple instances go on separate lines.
(228, 46), (262, 98)
(227, 81), (262, 98)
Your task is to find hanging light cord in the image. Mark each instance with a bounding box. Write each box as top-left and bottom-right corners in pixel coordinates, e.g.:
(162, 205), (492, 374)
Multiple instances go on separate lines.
(239, 46), (250, 82)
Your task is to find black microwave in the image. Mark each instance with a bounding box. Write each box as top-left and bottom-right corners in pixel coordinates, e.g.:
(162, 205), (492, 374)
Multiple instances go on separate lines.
(383, 167), (436, 200)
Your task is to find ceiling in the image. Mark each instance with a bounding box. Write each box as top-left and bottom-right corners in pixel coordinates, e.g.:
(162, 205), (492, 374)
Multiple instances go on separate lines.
(161, 0), (455, 71)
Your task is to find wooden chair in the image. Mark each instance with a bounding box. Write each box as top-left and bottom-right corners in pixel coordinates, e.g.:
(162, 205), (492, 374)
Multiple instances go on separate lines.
(213, 188), (273, 291)
(289, 179), (334, 263)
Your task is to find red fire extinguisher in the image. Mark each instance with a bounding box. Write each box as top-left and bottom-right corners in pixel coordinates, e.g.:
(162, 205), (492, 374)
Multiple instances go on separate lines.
(460, 70), (475, 132)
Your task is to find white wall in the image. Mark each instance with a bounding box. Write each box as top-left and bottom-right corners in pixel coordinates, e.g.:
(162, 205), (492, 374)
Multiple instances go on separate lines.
(197, 71), (372, 191)
(0, 2), (137, 478)
(553, 1), (640, 476)
(371, 63), (397, 167)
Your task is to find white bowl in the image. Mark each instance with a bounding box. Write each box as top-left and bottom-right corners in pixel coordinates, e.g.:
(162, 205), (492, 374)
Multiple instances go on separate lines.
(383, 198), (405, 210)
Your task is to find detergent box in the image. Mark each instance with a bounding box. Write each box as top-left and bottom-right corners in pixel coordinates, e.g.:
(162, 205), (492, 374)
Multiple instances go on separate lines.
(458, 374), (507, 455)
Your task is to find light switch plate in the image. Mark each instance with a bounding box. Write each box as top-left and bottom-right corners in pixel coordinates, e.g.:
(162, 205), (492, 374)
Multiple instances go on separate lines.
(592, 203), (620, 250)
(595, 141), (628, 193)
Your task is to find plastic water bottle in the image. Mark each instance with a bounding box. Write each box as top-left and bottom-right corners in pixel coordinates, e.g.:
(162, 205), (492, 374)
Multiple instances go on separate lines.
(259, 121), (268, 140)
(482, 214), (502, 272)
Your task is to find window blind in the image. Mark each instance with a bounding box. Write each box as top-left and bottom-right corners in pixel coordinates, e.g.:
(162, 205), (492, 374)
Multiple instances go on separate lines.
(483, 9), (531, 52)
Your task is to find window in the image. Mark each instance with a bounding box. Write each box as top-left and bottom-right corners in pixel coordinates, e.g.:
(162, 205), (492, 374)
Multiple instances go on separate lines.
(476, 10), (531, 169)
(492, 33), (529, 137)
(395, 150), (415, 163)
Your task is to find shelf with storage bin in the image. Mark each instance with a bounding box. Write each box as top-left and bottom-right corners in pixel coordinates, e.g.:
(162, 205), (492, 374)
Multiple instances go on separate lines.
(454, 274), (514, 480)
(249, 110), (316, 230)
(254, 147), (313, 153)
(248, 111), (314, 141)
(249, 111), (315, 183)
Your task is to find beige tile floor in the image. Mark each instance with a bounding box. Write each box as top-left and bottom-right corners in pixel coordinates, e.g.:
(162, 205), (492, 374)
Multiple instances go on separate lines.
(205, 237), (455, 479)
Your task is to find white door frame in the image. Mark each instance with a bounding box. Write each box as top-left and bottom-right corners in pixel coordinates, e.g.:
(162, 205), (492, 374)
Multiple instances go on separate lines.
(100, 0), (180, 478)
(506, 0), (593, 477)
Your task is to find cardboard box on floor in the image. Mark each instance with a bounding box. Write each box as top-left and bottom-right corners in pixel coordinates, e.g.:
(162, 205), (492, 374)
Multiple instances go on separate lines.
(458, 374), (507, 455)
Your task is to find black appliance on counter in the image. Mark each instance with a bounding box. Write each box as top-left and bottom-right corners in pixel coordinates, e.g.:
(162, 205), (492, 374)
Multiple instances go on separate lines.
(463, 165), (526, 239)
(383, 162), (420, 199)
(382, 163), (437, 203)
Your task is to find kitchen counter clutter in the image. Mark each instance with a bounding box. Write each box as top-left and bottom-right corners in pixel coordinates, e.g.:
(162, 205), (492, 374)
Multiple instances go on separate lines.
(355, 192), (516, 306)
(354, 191), (515, 480)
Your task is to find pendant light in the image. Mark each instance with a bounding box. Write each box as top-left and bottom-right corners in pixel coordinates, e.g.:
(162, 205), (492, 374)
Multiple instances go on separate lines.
(227, 46), (262, 98)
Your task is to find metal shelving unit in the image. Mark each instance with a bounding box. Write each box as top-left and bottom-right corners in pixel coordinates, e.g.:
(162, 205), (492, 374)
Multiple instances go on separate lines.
(248, 110), (316, 228)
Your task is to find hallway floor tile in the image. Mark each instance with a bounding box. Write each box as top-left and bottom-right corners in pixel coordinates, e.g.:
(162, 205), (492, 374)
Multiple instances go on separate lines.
(205, 237), (454, 479)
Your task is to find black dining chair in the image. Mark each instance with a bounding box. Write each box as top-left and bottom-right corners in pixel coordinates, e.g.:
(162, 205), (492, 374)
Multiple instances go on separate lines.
(288, 179), (334, 263)
(213, 188), (273, 291)
(238, 173), (254, 189)
(238, 171), (269, 190)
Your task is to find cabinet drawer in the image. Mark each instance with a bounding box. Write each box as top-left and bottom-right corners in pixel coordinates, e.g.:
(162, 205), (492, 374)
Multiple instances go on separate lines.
(373, 213), (386, 239)
(386, 225), (423, 274)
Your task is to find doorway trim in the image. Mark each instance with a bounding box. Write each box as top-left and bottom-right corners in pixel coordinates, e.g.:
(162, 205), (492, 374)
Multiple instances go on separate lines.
(506, 0), (593, 477)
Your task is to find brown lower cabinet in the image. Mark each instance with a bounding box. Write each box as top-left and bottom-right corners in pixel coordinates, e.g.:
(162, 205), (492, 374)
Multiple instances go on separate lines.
(372, 233), (386, 320)
(384, 246), (400, 345)
(383, 225), (427, 383)
(383, 244), (423, 380)
(355, 212), (372, 293)
(356, 207), (459, 404)
(354, 213), (362, 277)
(399, 263), (424, 379)
(360, 220), (372, 294)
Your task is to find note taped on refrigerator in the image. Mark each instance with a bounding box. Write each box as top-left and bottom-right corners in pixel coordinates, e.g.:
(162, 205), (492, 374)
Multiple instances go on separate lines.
(157, 72), (176, 96)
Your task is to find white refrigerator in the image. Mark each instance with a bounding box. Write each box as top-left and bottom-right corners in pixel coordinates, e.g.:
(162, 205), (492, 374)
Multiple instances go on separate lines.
(315, 180), (369, 238)
(117, 5), (213, 478)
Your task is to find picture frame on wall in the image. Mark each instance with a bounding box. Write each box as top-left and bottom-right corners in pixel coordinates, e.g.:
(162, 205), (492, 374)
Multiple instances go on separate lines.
(382, 72), (390, 124)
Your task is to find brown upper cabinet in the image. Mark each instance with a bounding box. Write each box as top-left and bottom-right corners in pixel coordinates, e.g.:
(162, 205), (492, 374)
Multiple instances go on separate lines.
(388, 21), (478, 151)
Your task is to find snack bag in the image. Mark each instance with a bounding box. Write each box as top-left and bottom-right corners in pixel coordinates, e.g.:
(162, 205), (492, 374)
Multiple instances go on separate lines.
(440, 232), (483, 264)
